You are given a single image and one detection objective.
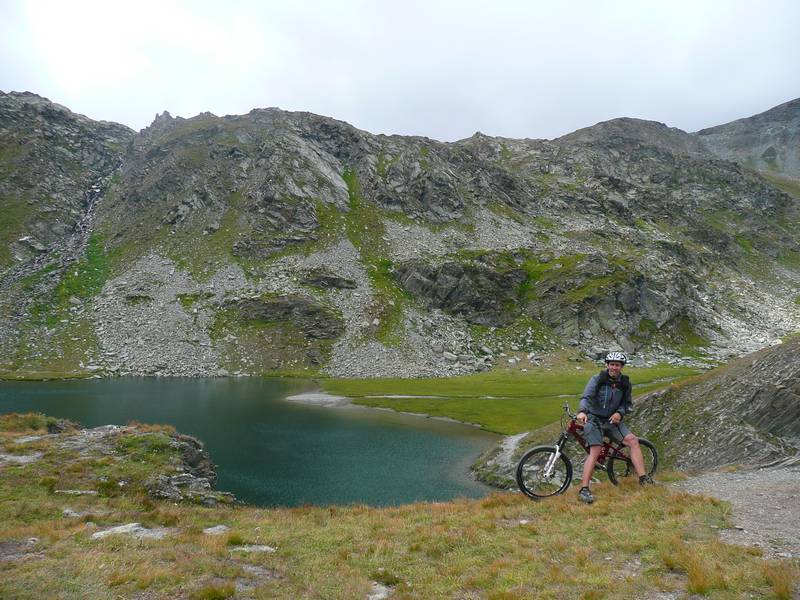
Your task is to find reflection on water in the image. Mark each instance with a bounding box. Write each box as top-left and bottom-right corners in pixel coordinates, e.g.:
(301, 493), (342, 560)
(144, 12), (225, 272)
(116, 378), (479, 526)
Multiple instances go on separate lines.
(0, 377), (498, 507)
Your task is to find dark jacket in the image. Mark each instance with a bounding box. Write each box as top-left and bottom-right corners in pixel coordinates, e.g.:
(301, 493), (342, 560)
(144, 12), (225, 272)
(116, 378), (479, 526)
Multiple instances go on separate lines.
(578, 370), (632, 419)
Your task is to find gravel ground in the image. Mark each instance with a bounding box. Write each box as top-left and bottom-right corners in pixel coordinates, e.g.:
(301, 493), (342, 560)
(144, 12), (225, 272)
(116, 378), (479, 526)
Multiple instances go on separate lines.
(676, 463), (800, 559)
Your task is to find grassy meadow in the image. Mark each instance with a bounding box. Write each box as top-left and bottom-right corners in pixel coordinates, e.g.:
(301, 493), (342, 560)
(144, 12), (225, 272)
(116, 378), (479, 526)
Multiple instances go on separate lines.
(0, 414), (797, 600)
(322, 362), (701, 434)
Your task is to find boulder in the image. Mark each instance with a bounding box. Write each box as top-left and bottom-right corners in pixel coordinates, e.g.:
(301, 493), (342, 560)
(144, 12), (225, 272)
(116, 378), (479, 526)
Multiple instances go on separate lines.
(300, 267), (357, 289)
(395, 260), (526, 327)
(90, 523), (170, 540)
(228, 295), (345, 340)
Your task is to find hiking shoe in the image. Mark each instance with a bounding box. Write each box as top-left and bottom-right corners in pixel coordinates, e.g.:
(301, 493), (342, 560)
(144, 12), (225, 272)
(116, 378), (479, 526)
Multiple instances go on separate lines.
(578, 486), (594, 504)
(639, 474), (655, 486)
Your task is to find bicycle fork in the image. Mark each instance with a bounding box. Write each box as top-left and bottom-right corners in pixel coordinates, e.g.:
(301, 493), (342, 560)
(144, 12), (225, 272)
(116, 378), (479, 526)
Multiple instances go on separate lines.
(543, 433), (569, 478)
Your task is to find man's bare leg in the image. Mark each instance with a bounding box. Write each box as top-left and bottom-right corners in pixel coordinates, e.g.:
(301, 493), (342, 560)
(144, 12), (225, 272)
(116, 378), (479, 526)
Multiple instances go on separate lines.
(623, 434), (646, 476)
(581, 445), (603, 487)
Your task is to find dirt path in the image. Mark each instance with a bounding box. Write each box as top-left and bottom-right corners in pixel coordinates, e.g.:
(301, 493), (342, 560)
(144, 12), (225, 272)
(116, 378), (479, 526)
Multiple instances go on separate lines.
(676, 463), (800, 559)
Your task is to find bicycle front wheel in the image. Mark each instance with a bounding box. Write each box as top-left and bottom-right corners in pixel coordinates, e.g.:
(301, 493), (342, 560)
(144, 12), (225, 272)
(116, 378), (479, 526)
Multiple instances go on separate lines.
(516, 446), (573, 499)
(607, 438), (658, 485)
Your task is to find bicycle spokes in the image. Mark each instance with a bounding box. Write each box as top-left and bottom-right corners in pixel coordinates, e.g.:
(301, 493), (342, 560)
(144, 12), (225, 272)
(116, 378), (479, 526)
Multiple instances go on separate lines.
(515, 446), (573, 498)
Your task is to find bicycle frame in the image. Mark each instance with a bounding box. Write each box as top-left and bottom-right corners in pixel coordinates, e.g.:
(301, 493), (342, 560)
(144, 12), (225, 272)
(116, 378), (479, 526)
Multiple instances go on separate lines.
(554, 405), (633, 471)
(568, 419), (628, 469)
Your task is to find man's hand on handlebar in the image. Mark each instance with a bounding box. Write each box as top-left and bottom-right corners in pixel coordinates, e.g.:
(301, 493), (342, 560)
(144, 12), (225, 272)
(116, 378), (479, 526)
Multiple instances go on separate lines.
(576, 412), (588, 424)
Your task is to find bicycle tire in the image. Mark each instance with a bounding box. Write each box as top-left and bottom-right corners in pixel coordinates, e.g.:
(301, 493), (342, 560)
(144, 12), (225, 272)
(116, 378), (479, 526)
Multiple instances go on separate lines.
(516, 446), (573, 499)
(607, 438), (658, 485)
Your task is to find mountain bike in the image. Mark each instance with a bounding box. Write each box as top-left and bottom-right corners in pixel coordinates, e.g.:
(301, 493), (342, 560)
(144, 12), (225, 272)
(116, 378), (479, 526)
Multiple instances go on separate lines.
(515, 402), (658, 499)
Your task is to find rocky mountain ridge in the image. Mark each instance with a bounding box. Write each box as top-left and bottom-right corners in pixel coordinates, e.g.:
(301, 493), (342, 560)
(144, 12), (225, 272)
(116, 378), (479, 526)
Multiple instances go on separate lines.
(696, 97), (800, 179)
(1, 91), (799, 378)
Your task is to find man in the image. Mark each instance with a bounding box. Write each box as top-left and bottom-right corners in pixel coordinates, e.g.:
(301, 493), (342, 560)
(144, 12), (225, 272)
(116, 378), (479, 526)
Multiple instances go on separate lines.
(575, 351), (653, 504)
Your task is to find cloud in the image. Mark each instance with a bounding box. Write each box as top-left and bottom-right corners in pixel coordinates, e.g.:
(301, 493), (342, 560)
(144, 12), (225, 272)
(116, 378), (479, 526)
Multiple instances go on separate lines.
(1, 0), (798, 139)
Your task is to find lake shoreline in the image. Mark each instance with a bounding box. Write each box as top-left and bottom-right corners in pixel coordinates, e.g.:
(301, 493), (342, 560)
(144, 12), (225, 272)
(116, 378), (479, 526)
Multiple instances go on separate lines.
(285, 390), (488, 431)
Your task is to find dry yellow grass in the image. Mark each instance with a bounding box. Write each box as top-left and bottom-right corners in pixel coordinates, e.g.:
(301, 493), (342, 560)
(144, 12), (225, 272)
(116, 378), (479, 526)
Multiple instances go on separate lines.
(1, 414), (798, 599)
(764, 561), (798, 600)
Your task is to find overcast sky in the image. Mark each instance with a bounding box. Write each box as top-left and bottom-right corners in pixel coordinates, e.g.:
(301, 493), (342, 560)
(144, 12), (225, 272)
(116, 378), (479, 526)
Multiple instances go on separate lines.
(1, 0), (799, 141)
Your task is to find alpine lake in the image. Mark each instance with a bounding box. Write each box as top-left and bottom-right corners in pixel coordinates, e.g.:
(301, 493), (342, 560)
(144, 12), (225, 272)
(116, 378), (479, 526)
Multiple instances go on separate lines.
(0, 377), (498, 507)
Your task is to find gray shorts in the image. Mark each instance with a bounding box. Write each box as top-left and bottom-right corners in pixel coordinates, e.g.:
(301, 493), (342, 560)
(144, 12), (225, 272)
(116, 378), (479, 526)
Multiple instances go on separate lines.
(582, 417), (632, 447)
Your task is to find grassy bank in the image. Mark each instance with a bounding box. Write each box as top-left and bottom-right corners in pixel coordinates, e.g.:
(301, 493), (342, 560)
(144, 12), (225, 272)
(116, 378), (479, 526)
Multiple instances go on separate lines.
(322, 364), (701, 434)
(0, 413), (796, 599)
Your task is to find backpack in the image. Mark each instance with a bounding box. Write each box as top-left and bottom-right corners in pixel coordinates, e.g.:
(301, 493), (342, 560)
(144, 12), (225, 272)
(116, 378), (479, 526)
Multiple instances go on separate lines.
(594, 370), (631, 401)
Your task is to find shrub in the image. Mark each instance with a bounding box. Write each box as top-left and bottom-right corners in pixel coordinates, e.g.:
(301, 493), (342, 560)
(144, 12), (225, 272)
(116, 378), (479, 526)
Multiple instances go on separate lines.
(191, 583), (235, 600)
(0, 413), (56, 432)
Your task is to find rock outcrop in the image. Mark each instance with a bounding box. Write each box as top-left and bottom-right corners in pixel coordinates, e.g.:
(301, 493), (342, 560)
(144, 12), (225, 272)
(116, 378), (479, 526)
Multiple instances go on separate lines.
(0, 91), (133, 268)
(629, 335), (800, 470)
(4, 417), (234, 506)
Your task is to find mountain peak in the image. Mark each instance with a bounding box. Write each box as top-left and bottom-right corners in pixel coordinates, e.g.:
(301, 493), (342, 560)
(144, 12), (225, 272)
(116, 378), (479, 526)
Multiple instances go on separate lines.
(556, 117), (709, 156)
(694, 96), (800, 178)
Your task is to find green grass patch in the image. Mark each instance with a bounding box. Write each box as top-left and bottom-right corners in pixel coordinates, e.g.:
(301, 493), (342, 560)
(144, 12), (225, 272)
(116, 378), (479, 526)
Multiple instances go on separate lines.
(56, 234), (110, 303)
(353, 394), (567, 434)
(117, 432), (174, 457)
(676, 316), (710, 358)
(517, 251), (633, 304)
(0, 413), (59, 433)
(469, 315), (555, 353)
(177, 292), (214, 309)
(323, 365), (700, 434)
(563, 268), (631, 303)
(0, 196), (30, 269)
(702, 208), (743, 231)
(342, 169), (409, 346)
(166, 193), (245, 282)
(8, 234), (108, 374)
(191, 584), (235, 600)
(638, 318), (658, 335)
(486, 201), (525, 224)
(444, 249), (627, 307)
(762, 172), (800, 198)
(734, 234), (754, 255)
(9, 313), (103, 376)
(17, 262), (59, 295)
(0, 369), (93, 381)
(778, 249), (800, 270)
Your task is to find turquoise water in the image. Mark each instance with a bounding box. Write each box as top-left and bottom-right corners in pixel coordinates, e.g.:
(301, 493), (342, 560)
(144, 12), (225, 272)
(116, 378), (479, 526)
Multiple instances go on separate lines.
(0, 377), (497, 507)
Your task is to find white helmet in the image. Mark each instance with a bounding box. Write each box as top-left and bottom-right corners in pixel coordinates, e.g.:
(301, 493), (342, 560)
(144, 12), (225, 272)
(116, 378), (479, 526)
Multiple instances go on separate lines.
(604, 351), (627, 365)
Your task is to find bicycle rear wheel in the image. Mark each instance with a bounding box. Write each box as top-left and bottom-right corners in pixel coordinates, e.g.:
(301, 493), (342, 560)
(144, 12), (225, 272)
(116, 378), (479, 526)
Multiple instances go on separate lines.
(607, 438), (658, 485)
(516, 446), (573, 499)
